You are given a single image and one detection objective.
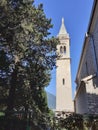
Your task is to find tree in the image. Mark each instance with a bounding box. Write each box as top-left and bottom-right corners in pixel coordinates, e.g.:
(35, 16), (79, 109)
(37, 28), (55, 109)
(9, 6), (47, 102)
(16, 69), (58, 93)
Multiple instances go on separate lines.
(54, 113), (83, 130)
(54, 113), (98, 130)
(0, 0), (59, 129)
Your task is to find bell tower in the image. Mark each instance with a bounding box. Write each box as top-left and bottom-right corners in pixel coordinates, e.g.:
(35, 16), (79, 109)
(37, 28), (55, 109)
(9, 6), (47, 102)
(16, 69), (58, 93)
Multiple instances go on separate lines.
(56, 18), (73, 112)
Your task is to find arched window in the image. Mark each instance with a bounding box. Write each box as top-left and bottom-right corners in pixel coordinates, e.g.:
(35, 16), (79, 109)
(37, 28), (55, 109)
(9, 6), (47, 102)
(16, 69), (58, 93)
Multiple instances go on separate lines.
(63, 78), (65, 85)
(64, 46), (66, 54)
(60, 46), (63, 53)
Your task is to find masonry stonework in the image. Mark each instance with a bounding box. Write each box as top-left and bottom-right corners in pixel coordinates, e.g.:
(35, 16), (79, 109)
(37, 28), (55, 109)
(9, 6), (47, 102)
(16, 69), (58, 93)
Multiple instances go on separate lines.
(56, 18), (74, 113)
(75, 0), (98, 115)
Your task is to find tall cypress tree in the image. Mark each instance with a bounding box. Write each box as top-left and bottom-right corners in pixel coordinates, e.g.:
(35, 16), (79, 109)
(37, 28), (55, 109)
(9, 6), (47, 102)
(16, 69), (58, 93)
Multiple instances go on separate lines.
(0, 0), (59, 129)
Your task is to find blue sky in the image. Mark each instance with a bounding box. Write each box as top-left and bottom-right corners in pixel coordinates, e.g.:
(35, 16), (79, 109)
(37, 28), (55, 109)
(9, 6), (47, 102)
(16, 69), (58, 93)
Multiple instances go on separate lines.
(35, 0), (94, 98)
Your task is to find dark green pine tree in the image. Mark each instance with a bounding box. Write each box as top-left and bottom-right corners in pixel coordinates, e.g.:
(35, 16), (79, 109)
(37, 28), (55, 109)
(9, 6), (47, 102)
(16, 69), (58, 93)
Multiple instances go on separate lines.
(0, 0), (59, 129)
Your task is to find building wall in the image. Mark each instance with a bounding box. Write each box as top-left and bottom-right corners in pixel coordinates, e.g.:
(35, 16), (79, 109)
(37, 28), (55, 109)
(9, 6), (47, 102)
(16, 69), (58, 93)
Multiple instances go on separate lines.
(75, 84), (88, 114)
(75, 0), (98, 114)
(76, 39), (96, 86)
(93, 17), (98, 71)
(75, 78), (98, 114)
(56, 59), (73, 111)
(86, 78), (98, 114)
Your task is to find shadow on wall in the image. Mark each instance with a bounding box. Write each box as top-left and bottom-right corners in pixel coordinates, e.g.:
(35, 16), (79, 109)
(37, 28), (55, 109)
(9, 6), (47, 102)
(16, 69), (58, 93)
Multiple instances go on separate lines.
(87, 92), (98, 114)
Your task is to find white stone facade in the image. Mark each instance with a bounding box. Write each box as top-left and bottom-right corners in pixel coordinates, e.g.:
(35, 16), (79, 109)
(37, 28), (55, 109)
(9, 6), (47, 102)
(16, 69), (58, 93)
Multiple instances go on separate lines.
(56, 18), (74, 112)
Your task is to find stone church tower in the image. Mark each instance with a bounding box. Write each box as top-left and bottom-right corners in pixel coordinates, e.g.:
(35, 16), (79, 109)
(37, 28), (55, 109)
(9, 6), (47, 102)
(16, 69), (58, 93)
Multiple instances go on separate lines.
(56, 18), (73, 113)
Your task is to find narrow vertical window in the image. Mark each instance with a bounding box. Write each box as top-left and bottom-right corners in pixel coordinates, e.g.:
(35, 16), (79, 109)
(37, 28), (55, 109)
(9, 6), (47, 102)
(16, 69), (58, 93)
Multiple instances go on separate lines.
(60, 46), (63, 53)
(63, 78), (65, 85)
(64, 46), (66, 54)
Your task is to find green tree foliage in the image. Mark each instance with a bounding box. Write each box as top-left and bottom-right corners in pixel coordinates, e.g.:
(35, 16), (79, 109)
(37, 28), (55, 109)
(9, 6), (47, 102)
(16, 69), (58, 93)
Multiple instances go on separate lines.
(0, 0), (59, 129)
(54, 113), (98, 130)
(58, 113), (83, 130)
(51, 113), (82, 130)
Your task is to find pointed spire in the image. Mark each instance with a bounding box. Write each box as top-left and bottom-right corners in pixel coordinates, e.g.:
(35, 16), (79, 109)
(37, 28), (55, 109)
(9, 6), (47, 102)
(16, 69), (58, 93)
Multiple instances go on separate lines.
(58, 18), (69, 36)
